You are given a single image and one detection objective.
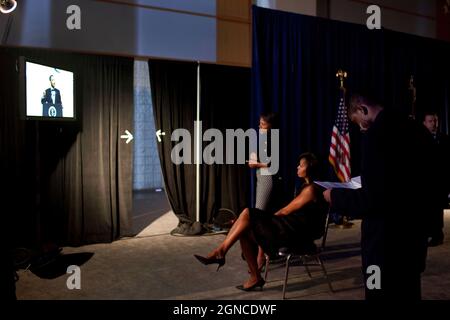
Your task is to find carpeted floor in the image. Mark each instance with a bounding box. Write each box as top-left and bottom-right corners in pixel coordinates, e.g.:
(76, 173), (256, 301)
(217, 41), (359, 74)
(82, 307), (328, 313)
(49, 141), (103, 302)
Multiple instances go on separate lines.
(14, 210), (450, 300)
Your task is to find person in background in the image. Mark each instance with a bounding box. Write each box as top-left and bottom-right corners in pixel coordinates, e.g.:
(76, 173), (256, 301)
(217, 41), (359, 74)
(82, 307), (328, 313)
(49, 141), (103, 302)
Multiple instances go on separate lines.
(323, 93), (433, 300)
(422, 111), (450, 246)
(41, 75), (63, 117)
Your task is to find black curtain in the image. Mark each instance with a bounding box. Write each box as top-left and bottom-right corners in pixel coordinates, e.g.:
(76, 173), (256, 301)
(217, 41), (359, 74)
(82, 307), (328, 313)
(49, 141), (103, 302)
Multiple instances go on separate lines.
(0, 47), (133, 247)
(62, 55), (134, 244)
(149, 60), (251, 231)
(0, 50), (26, 299)
(149, 60), (198, 232)
(200, 64), (250, 223)
(252, 6), (450, 199)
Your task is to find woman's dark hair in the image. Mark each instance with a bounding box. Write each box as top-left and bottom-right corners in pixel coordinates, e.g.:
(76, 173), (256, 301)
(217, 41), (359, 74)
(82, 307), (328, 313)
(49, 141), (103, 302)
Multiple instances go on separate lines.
(298, 152), (319, 181)
(260, 112), (279, 129)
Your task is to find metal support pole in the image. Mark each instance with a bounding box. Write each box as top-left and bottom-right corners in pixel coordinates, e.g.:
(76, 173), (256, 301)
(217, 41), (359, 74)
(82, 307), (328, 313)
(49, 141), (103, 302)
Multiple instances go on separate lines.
(196, 61), (201, 222)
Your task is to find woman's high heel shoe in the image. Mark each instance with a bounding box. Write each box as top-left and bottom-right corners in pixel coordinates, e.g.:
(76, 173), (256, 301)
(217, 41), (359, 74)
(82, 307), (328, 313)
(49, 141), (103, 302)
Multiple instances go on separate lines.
(193, 254), (225, 271)
(236, 279), (265, 292)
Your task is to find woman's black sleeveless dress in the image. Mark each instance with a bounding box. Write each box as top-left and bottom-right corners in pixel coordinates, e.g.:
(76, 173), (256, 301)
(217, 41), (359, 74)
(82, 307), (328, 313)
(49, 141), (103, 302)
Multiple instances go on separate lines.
(249, 184), (328, 258)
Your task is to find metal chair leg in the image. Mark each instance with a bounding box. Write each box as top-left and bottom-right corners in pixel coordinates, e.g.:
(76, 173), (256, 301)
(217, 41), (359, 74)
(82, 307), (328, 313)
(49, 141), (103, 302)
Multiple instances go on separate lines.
(282, 254), (292, 300)
(317, 255), (333, 293)
(264, 254), (270, 282)
(321, 208), (331, 251)
(303, 256), (312, 278)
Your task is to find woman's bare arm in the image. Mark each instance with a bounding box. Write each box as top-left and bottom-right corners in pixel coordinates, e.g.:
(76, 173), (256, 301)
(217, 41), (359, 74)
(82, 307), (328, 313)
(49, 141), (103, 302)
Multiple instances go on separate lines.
(248, 152), (269, 168)
(248, 161), (268, 169)
(274, 185), (316, 216)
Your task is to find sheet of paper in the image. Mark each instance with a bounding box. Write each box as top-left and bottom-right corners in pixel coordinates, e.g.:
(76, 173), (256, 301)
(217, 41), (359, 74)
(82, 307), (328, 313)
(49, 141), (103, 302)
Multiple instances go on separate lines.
(350, 176), (361, 188)
(314, 176), (362, 189)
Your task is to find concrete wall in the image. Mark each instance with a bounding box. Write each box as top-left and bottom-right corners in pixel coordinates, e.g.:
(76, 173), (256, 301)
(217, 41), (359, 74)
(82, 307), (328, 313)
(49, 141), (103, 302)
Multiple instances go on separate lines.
(0, 0), (216, 62)
(0, 0), (253, 66)
(0, 0), (439, 66)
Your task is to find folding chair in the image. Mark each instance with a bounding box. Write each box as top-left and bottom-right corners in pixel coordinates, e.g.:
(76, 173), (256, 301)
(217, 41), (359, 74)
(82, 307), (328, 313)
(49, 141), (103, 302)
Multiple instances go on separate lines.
(263, 207), (333, 299)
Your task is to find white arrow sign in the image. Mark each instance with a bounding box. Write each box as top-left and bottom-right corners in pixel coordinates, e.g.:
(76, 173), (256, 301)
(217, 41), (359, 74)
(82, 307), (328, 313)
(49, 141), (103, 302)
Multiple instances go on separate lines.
(120, 130), (134, 144)
(156, 129), (166, 142)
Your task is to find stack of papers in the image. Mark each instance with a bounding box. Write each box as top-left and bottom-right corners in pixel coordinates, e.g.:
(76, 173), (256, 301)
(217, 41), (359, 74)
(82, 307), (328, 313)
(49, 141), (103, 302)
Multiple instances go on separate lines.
(314, 176), (362, 189)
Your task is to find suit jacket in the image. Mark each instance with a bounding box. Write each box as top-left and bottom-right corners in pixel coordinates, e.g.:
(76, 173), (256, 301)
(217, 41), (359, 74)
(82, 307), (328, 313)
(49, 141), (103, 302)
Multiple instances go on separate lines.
(330, 110), (432, 296)
(430, 132), (450, 208)
(41, 88), (62, 106)
(41, 88), (62, 117)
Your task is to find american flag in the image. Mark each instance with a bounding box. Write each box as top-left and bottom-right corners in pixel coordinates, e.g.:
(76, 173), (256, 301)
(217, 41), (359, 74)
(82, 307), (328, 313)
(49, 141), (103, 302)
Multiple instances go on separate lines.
(329, 91), (351, 182)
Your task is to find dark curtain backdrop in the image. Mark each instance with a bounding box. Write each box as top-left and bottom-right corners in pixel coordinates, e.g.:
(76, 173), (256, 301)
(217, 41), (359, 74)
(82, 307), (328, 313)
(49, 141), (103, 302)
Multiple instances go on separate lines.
(0, 50), (28, 286)
(0, 47), (133, 247)
(149, 60), (198, 229)
(63, 55), (134, 245)
(200, 64), (250, 223)
(149, 60), (251, 230)
(252, 6), (450, 201)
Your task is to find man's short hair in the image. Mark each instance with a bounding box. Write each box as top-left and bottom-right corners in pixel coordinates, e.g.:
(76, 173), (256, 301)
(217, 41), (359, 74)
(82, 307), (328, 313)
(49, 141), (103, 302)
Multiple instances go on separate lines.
(348, 93), (380, 116)
(49, 75), (54, 81)
(421, 110), (438, 122)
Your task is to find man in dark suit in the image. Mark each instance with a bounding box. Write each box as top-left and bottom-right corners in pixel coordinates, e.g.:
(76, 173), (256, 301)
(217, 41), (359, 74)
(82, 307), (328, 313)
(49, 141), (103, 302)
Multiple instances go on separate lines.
(41, 75), (63, 117)
(422, 111), (450, 246)
(323, 93), (432, 300)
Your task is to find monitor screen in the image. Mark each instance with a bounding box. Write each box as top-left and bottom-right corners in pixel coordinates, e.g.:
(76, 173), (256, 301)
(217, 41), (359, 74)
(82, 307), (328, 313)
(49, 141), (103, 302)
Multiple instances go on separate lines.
(25, 61), (75, 119)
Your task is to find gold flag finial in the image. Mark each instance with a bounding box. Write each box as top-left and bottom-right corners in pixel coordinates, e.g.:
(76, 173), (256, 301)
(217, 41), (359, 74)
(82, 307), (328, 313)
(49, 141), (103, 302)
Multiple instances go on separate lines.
(336, 69), (348, 90)
(408, 75), (417, 119)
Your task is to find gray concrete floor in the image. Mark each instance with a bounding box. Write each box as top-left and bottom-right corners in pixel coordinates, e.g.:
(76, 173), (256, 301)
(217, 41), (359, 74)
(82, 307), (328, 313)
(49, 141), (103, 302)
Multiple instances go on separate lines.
(132, 190), (171, 235)
(15, 210), (450, 300)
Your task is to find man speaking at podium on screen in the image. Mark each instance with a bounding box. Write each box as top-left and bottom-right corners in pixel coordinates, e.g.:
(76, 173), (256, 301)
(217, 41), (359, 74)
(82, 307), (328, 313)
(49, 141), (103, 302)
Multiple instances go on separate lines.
(41, 75), (63, 117)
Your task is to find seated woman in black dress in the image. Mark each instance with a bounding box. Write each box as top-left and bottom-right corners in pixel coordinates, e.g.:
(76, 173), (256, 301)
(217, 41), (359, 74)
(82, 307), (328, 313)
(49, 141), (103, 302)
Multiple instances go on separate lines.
(194, 152), (327, 291)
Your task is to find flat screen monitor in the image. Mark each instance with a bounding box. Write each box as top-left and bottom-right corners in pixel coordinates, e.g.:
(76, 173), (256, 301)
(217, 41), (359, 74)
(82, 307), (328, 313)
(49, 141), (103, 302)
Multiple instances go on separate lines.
(23, 60), (75, 120)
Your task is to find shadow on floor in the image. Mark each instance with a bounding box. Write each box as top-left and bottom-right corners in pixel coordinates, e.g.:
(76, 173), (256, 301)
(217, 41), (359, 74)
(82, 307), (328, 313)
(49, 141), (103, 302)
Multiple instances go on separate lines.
(30, 252), (94, 279)
(132, 190), (171, 235)
(323, 242), (361, 252)
(321, 249), (361, 261)
(265, 266), (364, 299)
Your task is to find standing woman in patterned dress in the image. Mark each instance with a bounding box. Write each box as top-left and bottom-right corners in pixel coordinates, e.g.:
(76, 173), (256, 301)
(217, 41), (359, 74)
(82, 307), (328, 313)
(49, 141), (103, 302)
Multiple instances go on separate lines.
(247, 112), (279, 271)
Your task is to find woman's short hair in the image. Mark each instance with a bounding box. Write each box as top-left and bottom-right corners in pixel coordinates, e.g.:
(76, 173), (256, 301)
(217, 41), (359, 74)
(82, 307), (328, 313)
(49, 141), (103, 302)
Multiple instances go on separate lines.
(298, 152), (319, 180)
(260, 112), (279, 129)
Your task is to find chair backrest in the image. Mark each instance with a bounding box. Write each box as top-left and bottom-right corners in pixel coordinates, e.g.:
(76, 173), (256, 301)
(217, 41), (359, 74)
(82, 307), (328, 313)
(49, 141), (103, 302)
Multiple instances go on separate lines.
(288, 185), (330, 252)
(294, 201), (330, 254)
(309, 199), (330, 241)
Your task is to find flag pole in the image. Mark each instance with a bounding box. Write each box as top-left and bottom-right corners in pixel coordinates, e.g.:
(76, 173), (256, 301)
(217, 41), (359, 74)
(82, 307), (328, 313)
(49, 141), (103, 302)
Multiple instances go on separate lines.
(335, 69), (353, 229)
(408, 75), (417, 120)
